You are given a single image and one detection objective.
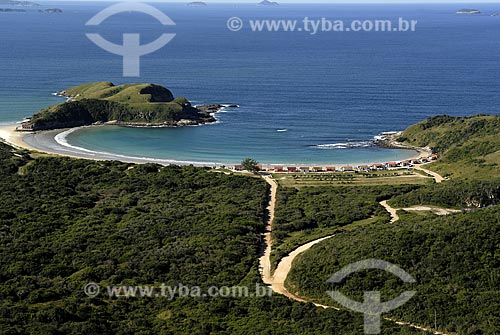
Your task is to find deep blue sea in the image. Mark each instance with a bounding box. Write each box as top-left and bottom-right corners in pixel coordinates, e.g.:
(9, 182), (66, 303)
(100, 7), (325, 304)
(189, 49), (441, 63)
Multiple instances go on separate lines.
(1, 2), (499, 165)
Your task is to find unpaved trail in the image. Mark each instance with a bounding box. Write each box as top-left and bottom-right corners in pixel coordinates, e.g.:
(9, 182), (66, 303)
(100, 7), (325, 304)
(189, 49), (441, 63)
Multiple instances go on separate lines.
(259, 176), (278, 284)
(267, 235), (335, 305)
(380, 200), (400, 223)
(260, 175), (455, 335)
(413, 165), (445, 183)
(379, 200), (461, 224)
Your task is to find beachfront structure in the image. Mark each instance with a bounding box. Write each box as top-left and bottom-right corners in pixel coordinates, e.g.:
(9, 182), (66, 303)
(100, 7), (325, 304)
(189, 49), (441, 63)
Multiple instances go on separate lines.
(325, 167), (336, 172)
(386, 162), (399, 168)
(274, 166), (284, 172)
(340, 166), (354, 172)
(233, 165), (244, 171)
(370, 163), (385, 170)
(286, 167), (297, 173)
(299, 167), (310, 173)
(311, 167), (323, 172)
(358, 165), (370, 171)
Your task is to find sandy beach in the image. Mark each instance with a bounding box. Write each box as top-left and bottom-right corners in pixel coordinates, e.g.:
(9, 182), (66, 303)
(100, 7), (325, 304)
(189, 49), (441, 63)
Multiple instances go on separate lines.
(0, 124), (39, 152)
(0, 124), (428, 169)
(0, 124), (228, 167)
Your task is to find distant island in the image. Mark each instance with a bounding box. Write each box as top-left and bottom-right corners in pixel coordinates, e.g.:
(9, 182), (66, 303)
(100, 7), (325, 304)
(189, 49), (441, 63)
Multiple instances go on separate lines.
(456, 9), (481, 15)
(258, 0), (279, 6)
(20, 82), (229, 131)
(0, 0), (39, 6)
(39, 8), (62, 13)
(492, 13), (500, 17)
(187, 1), (207, 6)
(0, 7), (25, 11)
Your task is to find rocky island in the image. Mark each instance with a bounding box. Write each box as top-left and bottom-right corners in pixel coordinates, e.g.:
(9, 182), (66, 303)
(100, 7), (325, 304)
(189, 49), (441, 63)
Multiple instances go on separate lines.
(39, 8), (62, 13)
(22, 82), (227, 131)
(456, 9), (481, 15)
(187, 2), (207, 6)
(258, 0), (279, 6)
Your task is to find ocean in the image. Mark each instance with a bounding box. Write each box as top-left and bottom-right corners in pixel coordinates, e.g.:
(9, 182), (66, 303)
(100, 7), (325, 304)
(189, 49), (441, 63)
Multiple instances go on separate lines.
(1, 2), (499, 165)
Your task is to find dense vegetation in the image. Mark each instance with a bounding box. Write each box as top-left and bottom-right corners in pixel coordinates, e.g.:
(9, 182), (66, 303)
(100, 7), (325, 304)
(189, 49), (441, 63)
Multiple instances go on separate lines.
(389, 179), (500, 209)
(30, 82), (214, 130)
(286, 207), (500, 335)
(398, 115), (500, 179)
(0, 142), (420, 334)
(270, 185), (418, 268)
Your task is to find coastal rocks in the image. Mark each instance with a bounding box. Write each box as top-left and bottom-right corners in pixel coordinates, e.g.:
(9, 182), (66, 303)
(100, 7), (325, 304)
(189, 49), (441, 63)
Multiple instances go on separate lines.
(196, 104), (225, 113)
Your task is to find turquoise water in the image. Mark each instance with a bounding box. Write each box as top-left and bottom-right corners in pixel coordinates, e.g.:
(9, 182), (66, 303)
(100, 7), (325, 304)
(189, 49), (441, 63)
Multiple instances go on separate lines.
(1, 2), (499, 164)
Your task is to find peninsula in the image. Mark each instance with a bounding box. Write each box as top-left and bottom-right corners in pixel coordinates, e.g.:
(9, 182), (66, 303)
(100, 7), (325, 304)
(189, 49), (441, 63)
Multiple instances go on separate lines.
(456, 9), (481, 14)
(0, 0), (39, 6)
(21, 82), (222, 131)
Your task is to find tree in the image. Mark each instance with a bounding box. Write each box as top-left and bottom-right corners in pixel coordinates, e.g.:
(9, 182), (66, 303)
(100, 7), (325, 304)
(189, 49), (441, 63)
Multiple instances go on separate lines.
(241, 158), (260, 173)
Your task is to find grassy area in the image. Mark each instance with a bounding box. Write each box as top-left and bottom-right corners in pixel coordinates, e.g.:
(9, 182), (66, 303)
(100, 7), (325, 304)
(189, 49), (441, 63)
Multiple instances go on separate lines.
(399, 115), (500, 179)
(272, 169), (433, 188)
(65, 82), (175, 103)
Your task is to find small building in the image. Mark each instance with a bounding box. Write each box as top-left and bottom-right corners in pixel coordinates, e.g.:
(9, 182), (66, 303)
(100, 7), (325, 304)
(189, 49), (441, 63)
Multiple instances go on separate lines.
(370, 163), (385, 170)
(340, 166), (354, 172)
(274, 166), (284, 173)
(386, 162), (398, 168)
(358, 165), (370, 171)
(312, 167), (323, 172)
(429, 154), (439, 161)
(399, 160), (411, 167)
(233, 165), (244, 171)
(286, 166), (297, 173)
(325, 166), (336, 172)
(299, 167), (310, 173)
(418, 157), (429, 163)
(410, 159), (420, 165)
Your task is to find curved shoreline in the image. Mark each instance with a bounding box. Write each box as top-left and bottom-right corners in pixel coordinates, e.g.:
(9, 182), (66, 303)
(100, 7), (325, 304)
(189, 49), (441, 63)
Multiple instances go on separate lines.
(0, 124), (422, 167)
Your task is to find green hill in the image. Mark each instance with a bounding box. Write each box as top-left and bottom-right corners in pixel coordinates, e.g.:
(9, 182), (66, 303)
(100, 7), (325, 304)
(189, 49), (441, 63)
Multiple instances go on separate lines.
(61, 82), (175, 104)
(397, 115), (500, 179)
(30, 82), (216, 130)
